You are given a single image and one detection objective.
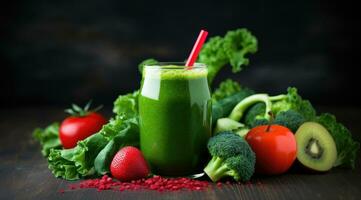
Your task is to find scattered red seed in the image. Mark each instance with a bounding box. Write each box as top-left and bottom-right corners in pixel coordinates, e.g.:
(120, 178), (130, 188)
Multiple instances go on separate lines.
(61, 175), (212, 193)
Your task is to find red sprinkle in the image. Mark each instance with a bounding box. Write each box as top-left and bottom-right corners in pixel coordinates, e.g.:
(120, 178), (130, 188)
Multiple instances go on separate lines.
(61, 175), (211, 193)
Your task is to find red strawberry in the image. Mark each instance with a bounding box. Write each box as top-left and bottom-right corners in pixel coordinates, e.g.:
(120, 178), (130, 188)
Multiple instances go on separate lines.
(110, 146), (150, 181)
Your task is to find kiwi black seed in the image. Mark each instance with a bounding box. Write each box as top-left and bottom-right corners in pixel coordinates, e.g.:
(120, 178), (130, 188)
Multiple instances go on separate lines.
(295, 122), (337, 172)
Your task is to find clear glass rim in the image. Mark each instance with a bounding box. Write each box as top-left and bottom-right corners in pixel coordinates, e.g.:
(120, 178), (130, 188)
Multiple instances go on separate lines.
(144, 62), (206, 69)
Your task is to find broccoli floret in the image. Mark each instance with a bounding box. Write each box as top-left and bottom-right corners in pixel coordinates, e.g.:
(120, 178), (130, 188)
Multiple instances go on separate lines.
(204, 132), (256, 182)
(247, 110), (305, 132)
(271, 87), (316, 121)
(244, 103), (266, 127)
(274, 110), (305, 132)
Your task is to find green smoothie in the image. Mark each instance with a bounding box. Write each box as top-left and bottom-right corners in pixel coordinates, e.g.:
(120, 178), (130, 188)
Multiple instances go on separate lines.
(139, 63), (212, 176)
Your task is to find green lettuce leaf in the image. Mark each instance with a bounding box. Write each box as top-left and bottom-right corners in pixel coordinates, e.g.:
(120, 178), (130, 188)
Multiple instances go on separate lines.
(198, 28), (258, 84)
(223, 28), (258, 73)
(94, 118), (139, 175)
(48, 91), (140, 180)
(212, 79), (242, 102)
(32, 123), (61, 157)
(113, 91), (139, 118)
(316, 113), (360, 169)
(48, 133), (108, 180)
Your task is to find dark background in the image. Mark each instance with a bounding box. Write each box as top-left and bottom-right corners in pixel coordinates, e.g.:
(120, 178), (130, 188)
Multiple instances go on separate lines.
(1, 0), (359, 108)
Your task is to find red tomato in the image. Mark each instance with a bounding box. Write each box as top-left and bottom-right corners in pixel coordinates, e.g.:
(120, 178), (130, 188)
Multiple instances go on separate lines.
(60, 112), (107, 149)
(245, 125), (297, 175)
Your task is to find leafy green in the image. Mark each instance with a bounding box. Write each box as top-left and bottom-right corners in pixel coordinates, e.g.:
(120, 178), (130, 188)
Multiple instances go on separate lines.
(198, 28), (258, 84)
(271, 87), (316, 121)
(316, 113), (360, 169)
(113, 90), (139, 119)
(223, 29), (258, 73)
(212, 79), (242, 102)
(33, 123), (61, 157)
(48, 133), (108, 180)
(48, 91), (140, 180)
(94, 117), (139, 175)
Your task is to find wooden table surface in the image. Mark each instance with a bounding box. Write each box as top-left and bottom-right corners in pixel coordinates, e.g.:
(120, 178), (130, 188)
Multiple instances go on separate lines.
(1, 107), (360, 200)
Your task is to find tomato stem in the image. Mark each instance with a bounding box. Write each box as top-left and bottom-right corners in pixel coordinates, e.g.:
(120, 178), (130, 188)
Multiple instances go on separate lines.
(64, 100), (103, 117)
(266, 111), (274, 132)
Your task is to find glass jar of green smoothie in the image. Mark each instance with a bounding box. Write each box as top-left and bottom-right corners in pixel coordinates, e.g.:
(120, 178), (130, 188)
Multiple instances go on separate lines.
(139, 62), (212, 176)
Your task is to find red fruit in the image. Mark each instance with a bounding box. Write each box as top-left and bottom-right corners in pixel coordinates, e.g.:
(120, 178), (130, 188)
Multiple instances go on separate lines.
(60, 112), (107, 148)
(246, 124), (297, 175)
(110, 146), (150, 181)
(60, 102), (107, 149)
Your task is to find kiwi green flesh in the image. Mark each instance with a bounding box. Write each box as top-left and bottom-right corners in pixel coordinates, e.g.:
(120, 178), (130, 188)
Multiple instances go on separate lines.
(295, 122), (337, 172)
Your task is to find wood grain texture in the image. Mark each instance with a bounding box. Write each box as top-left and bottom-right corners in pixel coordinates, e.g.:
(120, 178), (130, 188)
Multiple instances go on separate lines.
(0, 107), (360, 200)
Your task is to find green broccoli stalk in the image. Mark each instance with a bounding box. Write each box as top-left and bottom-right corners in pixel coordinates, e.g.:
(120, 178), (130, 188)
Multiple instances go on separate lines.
(228, 94), (285, 122)
(203, 132), (255, 182)
(212, 88), (254, 125)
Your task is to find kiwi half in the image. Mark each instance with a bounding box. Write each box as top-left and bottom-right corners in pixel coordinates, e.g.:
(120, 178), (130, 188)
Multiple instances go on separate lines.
(295, 122), (337, 172)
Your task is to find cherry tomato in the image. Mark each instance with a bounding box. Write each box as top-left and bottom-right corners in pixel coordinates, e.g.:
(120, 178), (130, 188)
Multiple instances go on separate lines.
(245, 125), (297, 175)
(60, 112), (107, 149)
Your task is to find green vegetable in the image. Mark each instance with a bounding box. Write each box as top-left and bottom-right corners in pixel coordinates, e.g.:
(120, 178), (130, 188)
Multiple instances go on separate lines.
(273, 110), (306, 132)
(113, 91), (139, 119)
(230, 87), (316, 131)
(214, 118), (245, 134)
(204, 132), (255, 182)
(48, 133), (108, 180)
(229, 94), (275, 122)
(199, 28), (258, 84)
(33, 123), (61, 157)
(213, 118), (250, 138)
(271, 87), (316, 121)
(316, 113), (360, 169)
(212, 88), (254, 125)
(212, 79), (242, 102)
(48, 91), (140, 180)
(94, 117), (139, 175)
